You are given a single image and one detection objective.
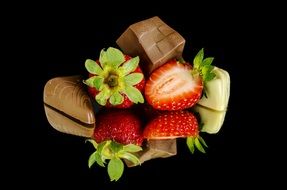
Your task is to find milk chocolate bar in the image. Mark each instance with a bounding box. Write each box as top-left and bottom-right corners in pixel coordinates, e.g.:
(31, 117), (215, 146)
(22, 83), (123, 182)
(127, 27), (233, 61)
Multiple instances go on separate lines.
(43, 76), (95, 137)
(116, 16), (185, 74)
(126, 139), (177, 167)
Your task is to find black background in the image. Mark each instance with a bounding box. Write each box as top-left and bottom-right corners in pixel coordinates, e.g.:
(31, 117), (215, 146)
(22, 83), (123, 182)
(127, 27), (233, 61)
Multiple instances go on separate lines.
(4, 2), (273, 189)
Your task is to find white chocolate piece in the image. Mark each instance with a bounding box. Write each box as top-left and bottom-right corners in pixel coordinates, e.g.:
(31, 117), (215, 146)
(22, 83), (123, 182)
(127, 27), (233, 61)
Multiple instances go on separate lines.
(194, 67), (230, 134)
(197, 67), (230, 111)
(193, 106), (226, 134)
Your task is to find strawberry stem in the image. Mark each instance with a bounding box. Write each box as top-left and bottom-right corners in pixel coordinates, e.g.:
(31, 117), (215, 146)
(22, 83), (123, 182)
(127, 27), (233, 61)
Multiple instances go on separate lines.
(106, 74), (119, 87)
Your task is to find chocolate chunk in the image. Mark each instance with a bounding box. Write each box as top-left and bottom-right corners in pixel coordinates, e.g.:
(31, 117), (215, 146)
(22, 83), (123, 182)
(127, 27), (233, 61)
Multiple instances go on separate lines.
(126, 139), (177, 167)
(43, 76), (95, 137)
(116, 16), (185, 74)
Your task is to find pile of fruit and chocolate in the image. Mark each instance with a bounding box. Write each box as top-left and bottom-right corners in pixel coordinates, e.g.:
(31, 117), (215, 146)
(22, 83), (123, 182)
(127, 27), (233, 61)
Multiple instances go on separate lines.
(43, 16), (230, 181)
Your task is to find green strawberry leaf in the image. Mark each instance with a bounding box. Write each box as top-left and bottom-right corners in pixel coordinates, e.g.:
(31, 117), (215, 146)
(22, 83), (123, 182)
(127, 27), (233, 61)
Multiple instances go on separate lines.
(198, 136), (208, 148)
(95, 141), (111, 163)
(109, 91), (124, 105)
(202, 65), (213, 76)
(84, 77), (94, 87)
(87, 140), (106, 168)
(84, 76), (104, 90)
(194, 48), (204, 69)
(124, 73), (144, 86)
(186, 137), (195, 154)
(110, 141), (123, 153)
(94, 152), (105, 167)
(202, 57), (214, 66)
(100, 141), (113, 160)
(88, 151), (105, 168)
(108, 157), (124, 181)
(99, 49), (108, 68)
(95, 87), (111, 106)
(83, 76), (96, 87)
(195, 137), (206, 153)
(201, 65), (208, 78)
(88, 151), (97, 168)
(121, 56), (139, 75)
(86, 139), (98, 149)
(97, 141), (108, 153)
(123, 85), (144, 104)
(204, 72), (216, 82)
(93, 77), (104, 90)
(192, 48), (216, 83)
(85, 59), (103, 75)
(123, 144), (143, 152)
(105, 47), (125, 69)
(118, 152), (140, 166)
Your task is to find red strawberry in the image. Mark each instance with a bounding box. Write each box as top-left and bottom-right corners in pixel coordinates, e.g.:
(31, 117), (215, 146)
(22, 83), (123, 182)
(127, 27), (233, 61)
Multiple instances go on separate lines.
(94, 109), (143, 145)
(84, 47), (145, 108)
(145, 48), (215, 110)
(143, 110), (199, 139)
(87, 109), (143, 181)
(143, 110), (208, 154)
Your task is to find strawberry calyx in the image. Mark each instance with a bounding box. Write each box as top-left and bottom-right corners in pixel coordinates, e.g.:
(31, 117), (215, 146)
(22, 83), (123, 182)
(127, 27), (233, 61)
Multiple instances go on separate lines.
(84, 47), (144, 106)
(192, 48), (216, 86)
(186, 135), (208, 154)
(86, 139), (142, 181)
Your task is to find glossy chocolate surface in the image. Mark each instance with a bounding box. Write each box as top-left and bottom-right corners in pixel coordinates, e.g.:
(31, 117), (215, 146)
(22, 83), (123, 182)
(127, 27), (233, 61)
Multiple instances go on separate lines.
(43, 75), (95, 137)
(117, 16), (185, 74)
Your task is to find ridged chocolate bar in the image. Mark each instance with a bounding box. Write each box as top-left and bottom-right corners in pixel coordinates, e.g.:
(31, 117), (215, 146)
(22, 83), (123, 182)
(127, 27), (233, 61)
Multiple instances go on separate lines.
(116, 16), (185, 74)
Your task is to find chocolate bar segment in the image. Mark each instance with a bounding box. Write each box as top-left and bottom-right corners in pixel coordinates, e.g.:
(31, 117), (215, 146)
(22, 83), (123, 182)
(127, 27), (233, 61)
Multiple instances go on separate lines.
(126, 139), (177, 167)
(43, 76), (95, 137)
(116, 16), (185, 74)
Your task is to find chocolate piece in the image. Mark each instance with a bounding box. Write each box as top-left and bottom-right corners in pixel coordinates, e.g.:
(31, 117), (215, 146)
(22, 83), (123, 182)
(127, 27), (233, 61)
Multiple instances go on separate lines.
(116, 16), (185, 74)
(193, 105), (227, 134)
(197, 67), (230, 111)
(43, 76), (95, 137)
(126, 139), (177, 167)
(193, 67), (230, 134)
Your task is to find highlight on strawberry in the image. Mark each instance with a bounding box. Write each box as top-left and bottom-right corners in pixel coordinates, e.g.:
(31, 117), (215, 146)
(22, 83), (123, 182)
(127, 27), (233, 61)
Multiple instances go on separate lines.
(145, 48), (215, 111)
(143, 110), (208, 154)
(84, 47), (145, 108)
(86, 109), (143, 181)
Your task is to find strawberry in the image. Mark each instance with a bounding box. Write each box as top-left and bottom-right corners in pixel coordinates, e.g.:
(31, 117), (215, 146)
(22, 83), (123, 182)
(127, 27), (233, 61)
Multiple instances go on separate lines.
(84, 47), (145, 108)
(93, 109), (143, 145)
(87, 109), (143, 181)
(143, 110), (208, 154)
(145, 48), (215, 110)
